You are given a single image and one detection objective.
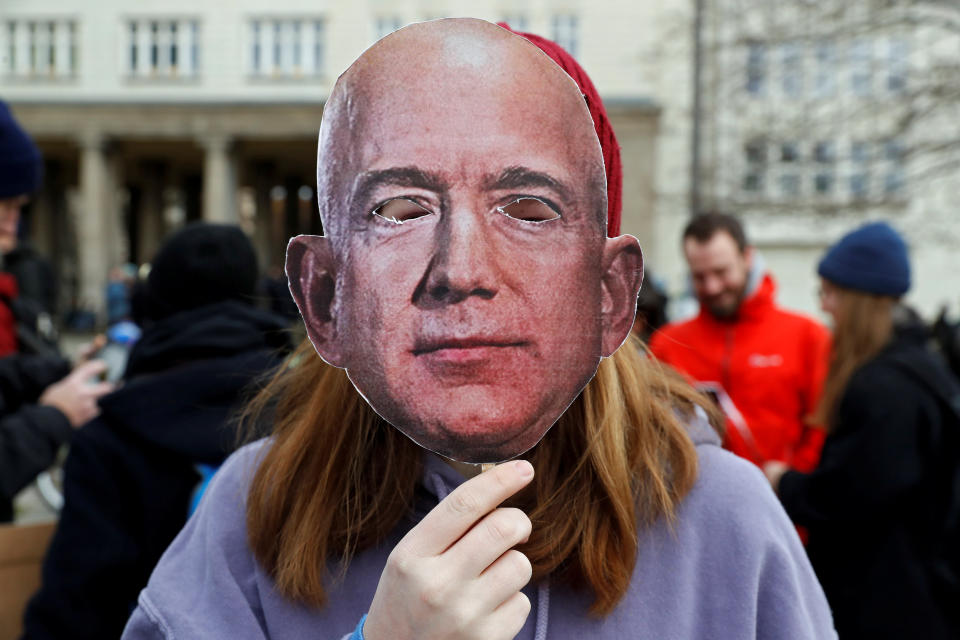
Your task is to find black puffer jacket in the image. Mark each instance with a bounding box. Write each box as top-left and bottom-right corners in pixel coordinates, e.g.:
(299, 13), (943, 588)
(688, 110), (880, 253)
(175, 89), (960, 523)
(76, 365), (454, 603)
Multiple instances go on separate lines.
(22, 301), (291, 640)
(778, 327), (960, 640)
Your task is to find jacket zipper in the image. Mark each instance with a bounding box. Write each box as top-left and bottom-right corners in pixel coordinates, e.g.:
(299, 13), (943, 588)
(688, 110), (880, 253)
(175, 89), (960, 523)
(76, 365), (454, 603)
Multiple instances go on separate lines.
(722, 325), (734, 393)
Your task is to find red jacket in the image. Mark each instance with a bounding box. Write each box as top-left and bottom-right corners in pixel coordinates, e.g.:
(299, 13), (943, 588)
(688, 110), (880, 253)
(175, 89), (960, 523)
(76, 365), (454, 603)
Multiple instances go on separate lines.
(0, 273), (18, 357)
(650, 274), (830, 472)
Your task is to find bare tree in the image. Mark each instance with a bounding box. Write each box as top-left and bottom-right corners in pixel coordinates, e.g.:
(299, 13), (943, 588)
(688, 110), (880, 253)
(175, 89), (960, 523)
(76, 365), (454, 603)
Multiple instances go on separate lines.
(692, 0), (960, 237)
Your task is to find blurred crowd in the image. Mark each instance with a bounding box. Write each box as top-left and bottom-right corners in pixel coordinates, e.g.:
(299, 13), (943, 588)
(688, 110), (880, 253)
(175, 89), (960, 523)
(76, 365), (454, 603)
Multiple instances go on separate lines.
(1, 22), (959, 640)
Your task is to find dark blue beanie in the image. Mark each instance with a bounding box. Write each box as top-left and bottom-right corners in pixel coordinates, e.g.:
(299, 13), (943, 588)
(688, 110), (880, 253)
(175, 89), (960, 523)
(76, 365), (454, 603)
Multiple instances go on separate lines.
(817, 221), (910, 296)
(0, 101), (43, 199)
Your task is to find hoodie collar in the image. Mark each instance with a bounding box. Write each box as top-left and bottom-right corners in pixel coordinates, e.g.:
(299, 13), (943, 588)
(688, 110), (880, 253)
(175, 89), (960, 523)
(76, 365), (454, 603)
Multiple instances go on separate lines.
(734, 272), (777, 323)
(422, 454), (470, 502)
(125, 300), (289, 379)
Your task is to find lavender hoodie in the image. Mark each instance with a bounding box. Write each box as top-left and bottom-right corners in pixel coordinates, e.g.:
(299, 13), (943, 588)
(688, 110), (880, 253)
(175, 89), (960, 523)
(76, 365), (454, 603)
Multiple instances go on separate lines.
(122, 417), (836, 639)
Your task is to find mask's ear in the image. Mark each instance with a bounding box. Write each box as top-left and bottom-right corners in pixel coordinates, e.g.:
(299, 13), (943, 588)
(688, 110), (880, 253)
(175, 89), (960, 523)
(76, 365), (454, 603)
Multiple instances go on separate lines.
(599, 234), (644, 357)
(286, 234), (346, 367)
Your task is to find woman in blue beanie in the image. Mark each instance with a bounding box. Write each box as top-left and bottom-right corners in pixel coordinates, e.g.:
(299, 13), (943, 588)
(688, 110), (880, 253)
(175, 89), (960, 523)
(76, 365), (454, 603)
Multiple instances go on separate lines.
(764, 221), (960, 639)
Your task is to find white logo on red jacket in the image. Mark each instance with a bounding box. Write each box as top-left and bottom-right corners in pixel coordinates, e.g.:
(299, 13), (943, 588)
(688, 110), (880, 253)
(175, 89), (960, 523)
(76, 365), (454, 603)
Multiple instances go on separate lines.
(748, 354), (784, 368)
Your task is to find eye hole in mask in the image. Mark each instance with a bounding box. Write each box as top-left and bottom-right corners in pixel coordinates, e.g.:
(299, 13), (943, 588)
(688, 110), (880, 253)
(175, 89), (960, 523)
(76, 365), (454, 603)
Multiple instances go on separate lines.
(372, 198), (435, 224)
(497, 197), (561, 223)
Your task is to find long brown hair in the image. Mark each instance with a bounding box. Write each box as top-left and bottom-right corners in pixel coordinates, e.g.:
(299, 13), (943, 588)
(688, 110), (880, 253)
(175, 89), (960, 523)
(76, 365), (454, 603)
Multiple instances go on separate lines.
(812, 285), (896, 430)
(244, 336), (713, 616)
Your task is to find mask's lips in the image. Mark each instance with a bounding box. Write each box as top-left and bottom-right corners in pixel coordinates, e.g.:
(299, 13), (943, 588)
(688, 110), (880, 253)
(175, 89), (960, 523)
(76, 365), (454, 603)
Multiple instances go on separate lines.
(412, 335), (530, 355)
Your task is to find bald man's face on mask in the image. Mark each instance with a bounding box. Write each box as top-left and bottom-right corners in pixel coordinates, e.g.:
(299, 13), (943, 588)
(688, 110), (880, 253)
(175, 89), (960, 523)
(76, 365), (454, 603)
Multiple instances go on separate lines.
(288, 21), (642, 463)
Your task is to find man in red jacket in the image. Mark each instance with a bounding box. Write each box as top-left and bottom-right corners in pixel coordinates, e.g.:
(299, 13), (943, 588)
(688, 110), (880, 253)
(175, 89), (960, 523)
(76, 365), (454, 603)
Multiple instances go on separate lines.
(650, 212), (830, 472)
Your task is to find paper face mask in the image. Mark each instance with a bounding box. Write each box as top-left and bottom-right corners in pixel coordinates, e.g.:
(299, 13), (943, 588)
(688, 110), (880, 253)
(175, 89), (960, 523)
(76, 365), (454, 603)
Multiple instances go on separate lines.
(286, 18), (643, 464)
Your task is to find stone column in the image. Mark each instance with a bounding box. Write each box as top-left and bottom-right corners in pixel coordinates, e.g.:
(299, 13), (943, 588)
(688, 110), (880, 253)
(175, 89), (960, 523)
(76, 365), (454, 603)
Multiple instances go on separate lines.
(200, 134), (237, 223)
(137, 162), (165, 263)
(30, 174), (56, 259)
(106, 152), (127, 269)
(77, 131), (111, 321)
(250, 160), (276, 270)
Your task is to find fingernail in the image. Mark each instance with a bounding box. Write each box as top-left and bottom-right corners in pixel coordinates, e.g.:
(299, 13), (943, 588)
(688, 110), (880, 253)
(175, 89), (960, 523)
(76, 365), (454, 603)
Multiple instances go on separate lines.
(514, 460), (533, 478)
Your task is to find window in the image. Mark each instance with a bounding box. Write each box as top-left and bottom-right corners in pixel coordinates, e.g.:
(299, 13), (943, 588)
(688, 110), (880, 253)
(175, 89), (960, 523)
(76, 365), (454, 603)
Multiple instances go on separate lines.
(126, 18), (199, 79)
(742, 139), (767, 194)
(292, 22), (301, 68)
(739, 136), (902, 203)
(251, 21), (260, 73)
(746, 42), (766, 96)
(247, 18), (325, 78)
(273, 22), (282, 71)
(780, 43), (802, 97)
(780, 142), (799, 163)
(813, 141), (835, 195)
(746, 140), (767, 165)
(375, 16), (403, 40)
(190, 21), (198, 71)
(814, 40), (835, 97)
(149, 23), (159, 70)
(850, 142), (871, 198)
(887, 39), (908, 93)
(883, 139), (905, 196)
(814, 173), (834, 195)
(850, 39), (872, 96)
(779, 174), (801, 196)
(743, 173), (763, 193)
(313, 21), (324, 73)
(813, 141), (835, 164)
(1, 18), (78, 79)
(551, 15), (578, 58)
(777, 141), (802, 197)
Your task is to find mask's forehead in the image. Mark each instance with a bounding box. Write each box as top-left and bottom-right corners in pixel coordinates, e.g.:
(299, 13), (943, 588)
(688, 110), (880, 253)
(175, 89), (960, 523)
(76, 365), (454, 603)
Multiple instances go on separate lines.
(317, 19), (605, 231)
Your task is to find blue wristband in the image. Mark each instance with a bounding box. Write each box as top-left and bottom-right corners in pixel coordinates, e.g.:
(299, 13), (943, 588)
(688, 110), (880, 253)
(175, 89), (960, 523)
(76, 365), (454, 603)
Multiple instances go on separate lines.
(349, 613), (367, 640)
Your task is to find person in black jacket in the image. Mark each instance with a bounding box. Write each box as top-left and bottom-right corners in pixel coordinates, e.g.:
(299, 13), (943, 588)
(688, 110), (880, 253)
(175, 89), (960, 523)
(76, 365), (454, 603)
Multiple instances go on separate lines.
(0, 354), (113, 521)
(764, 221), (959, 640)
(21, 223), (292, 640)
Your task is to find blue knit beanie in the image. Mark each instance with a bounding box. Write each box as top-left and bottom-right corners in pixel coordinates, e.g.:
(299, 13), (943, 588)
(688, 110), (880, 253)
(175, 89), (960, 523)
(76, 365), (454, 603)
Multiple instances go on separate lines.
(0, 101), (43, 199)
(817, 221), (910, 296)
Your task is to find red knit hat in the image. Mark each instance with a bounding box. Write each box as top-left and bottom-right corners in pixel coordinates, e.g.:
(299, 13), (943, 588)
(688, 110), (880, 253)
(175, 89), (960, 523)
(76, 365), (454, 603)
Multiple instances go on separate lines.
(497, 23), (623, 237)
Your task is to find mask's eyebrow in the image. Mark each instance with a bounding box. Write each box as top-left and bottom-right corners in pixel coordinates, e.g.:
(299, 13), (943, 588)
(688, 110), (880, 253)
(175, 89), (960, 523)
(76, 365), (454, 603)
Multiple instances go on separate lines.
(481, 166), (573, 203)
(351, 167), (450, 208)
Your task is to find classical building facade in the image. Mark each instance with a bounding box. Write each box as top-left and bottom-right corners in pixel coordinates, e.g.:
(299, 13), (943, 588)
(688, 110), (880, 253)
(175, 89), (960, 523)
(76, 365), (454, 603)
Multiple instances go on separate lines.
(8, 1), (956, 326)
(2, 0), (676, 322)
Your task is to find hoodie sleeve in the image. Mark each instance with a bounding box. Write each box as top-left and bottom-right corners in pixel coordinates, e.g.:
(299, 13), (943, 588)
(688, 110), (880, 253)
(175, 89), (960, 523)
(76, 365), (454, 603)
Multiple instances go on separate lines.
(754, 523), (838, 640)
(0, 405), (71, 503)
(690, 444), (838, 640)
(0, 354), (71, 413)
(122, 441), (277, 640)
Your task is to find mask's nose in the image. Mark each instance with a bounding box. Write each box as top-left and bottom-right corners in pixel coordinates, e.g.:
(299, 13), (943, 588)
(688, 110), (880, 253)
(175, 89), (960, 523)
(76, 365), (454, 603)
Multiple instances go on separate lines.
(415, 207), (499, 308)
